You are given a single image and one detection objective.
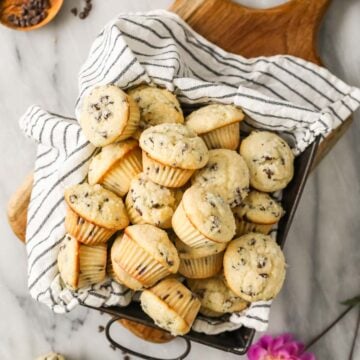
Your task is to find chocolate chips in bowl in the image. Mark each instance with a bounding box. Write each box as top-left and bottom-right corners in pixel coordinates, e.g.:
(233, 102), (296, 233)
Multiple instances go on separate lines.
(0, 0), (63, 31)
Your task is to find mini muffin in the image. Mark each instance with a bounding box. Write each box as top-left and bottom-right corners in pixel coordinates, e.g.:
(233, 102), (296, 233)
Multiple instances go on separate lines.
(64, 183), (129, 245)
(79, 84), (140, 146)
(125, 173), (181, 228)
(35, 352), (65, 360)
(88, 139), (142, 197)
(232, 190), (284, 236)
(175, 237), (225, 279)
(140, 278), (201, 336)
(192, 149), (250, 207)
(111, 225), (179, 289)
(186, 104), (244, 150)
(172, 186), (236, 248)
(110, 234), (144, 290)
(58, 234), (107, 290)
(140, 123), (209, 187)
(128, 85), (184, 139)
(187, 275), (249, 316)
(239, 131), (294, 192)
(223, 233), (286, 302)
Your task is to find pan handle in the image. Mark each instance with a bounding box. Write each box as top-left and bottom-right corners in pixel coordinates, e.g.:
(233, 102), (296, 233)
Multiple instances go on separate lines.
(105, 316), (191, 360)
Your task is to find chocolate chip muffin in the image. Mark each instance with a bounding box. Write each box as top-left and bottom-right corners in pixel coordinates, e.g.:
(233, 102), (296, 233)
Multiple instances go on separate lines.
(58, 234), (107, 290)
(128, 85), (184, 138)
(186, 104), (244, 150)
(64, 183), (129, 245)
(88, 139), (142, 197)
(79, 84), (140, 146)
(172, 186), (236, 248)
(140, 278), (201, 335)
(232, 190), (284, 236)
(239, 131), (294, 192)
(125, 173), (181, 228)
(192, 149), (250, 207)
(140, 123), (209, 187)
(111, 225), (180, 289)
(187, 275), (249, 316)
(223, 233), (286, 302)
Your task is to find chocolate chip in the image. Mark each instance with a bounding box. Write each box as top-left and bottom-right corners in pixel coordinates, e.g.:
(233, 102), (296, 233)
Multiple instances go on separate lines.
(162, 294), (169, 301)
(260, 273), (269, 278)
(98, 325), (105, 333)
(69, 195), (77, 203)
(263, 168), (274, 179)
(71, 8), (78, 16)
(209, 163), (218, 171)
(166, 258), (174, 266)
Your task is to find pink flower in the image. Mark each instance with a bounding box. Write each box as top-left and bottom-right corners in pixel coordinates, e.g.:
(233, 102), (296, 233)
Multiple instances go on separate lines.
(248, 334), (315, 360)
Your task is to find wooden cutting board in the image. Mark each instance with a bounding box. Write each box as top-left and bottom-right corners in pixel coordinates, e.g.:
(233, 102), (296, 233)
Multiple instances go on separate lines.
(7, 0), (348, 344)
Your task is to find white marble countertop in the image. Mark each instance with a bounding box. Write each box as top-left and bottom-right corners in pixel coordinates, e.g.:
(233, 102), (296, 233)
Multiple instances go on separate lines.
(1, 0), (359, 359)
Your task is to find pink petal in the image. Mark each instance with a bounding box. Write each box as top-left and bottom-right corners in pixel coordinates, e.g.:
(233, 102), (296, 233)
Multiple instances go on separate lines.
(259, 335), (275, 349)
(281, 343), (302, 355)
(247, 345), (269, 360)
(299, 352), (316, 360)
(270, 336), (288, 351)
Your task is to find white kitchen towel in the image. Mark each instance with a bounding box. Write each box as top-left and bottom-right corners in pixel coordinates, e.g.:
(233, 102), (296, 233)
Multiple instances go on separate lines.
(19, 10), (360, 333)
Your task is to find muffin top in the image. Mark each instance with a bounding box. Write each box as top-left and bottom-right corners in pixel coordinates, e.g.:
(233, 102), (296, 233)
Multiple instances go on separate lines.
(186, 104), (244, 134)
(188, 275), (249, 314)
(126, 173), (181, 228)
(223, 233), (286, 302)
(232, 190), (284, 225)
(192, 149), (250, 207)
(128, 85), (184, 130)
(64, 183), (129, 230)
(79, 84), (132, 146)
(139, 123), (209, 169)
(179, 186), (236, 243)
(124, 224), (180, 273)
(175, 237), (226, 259)
(88, 139), (140, 184)
(240, 131), (294, 192)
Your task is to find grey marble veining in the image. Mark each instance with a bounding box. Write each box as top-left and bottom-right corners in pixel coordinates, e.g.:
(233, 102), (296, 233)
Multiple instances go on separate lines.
(0, 0), (359, 359)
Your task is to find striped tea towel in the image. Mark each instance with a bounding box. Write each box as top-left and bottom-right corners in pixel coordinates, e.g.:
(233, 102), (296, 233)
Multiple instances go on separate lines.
(19, 10), (360, 333)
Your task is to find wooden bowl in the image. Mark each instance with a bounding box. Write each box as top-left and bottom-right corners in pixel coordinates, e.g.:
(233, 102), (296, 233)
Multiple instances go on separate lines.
(0, 0), (64, 31)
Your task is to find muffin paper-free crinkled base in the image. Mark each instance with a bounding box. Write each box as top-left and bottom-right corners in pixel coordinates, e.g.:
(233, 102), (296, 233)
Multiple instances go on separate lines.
(235, 219), (274, 236)
(179, 252), (224, 279)
(115, 96), (141, 141)
(172, 201), (224, 248)
(102, 147), (142, 196)
(78, 243), (107, 288)
(65, 207), (116, 245)
(113, 233), (171, 287)
(149, 279), (201, 326)
(201, 122), (240, 150)
(142, 151), (194, 188)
